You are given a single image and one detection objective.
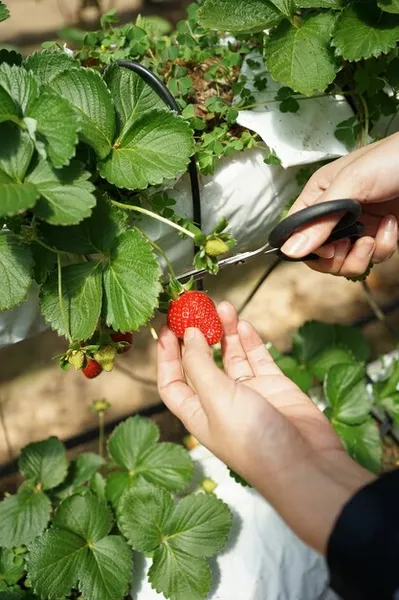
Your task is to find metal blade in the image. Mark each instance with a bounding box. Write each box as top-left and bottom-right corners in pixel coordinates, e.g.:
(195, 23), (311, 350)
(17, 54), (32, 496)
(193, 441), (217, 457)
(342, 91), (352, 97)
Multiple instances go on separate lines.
(175, 244), (278, 283)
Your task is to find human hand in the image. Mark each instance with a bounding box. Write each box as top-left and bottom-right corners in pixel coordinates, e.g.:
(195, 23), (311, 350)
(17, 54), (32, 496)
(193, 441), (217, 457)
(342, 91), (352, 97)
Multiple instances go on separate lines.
(157, 302), (373, 552)
(281, 133), (399, 277)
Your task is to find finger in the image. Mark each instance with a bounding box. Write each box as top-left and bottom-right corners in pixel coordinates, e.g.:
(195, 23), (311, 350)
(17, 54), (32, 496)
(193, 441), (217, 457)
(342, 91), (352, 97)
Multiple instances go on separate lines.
(237, 319), (280, 377)
(373, 215), (398, 264)
(182, 327), (235, 409)
(307, 239), (352, 276)
(218, 301), (253, 380)
(334, 237), (375, 278)
(157, 326), (208, 438)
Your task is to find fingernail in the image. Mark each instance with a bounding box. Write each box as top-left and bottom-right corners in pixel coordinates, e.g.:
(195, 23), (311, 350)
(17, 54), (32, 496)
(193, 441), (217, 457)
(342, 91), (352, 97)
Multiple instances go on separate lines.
(184, 328), (196, 342)
(281, 232), (309, 257)
(356, 237), (375, 258)
(315, 244), (335, 259)
(382, 215), (397, 242)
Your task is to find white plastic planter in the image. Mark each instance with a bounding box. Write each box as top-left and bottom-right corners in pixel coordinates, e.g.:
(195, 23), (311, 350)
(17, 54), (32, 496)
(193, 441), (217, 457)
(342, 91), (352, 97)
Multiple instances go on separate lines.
(130, 445), (339, 600)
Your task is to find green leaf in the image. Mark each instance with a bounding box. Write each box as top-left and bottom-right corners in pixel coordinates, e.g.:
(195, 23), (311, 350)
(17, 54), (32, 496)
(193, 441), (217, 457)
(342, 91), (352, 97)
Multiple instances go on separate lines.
(106, 417), (193, 506)
(377, 359), (399, 399)
(54, 493), (111, 540)
(335, 116), (362, 150)
(324, 362), (372, 425)
(380, 394), (399, 426)
(0, 232), (33, 311)
(28, 493), (132, 600)
(119, 486), (231, 600)
(293, 321), (370, 364)
(0, 488), (51, 548)
(333, 419), (382, 473)
(0, 2), (9, 22)
(275, 355), (313, 391)
(105, 472), (131, 508)
(99, 110), (193, 190)
(264, 12), (340, 96)
(40, 261), (103, 341)
(103, 229), (162, 332)
(0, 122), (35, 182)
(26, 159), (96, 226)
(31, 242), (56, 284)
(309, 347), (354, 380)
(120, 486), (231, 600)
(332, 2), (399, 61)
(38, 194), (127, 255)
(228, 468), (251, 487)
(24, 49), (80, 86)
(79, 536), (132, 600)
(198, 0), (282, 33)
(104, 64), (165, 143)
(268, 0), (295, 16)
(0, 123), (37, 218)
(0, 86), (19, 124)
(378, 0), (399, 13)
(49, 68), (115, 159)
(28, 529), (86, 598)
(0, 548), (25, 585)
(165, 494), (232, 558)
(27, 91), (80, 168)
(55, 453), (105, 499)
(0, 64), (38, 113)
(108, 416), (159, 470)
(149, 546), (211, 600)
(19, 436), (67, 490)
(297, 0), (345, 6)
(118, 485), (173, 552)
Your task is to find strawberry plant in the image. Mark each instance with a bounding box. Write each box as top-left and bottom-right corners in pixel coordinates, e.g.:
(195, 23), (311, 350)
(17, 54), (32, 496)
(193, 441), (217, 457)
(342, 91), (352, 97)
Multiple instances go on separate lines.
(0, 415), (232, 600)
(268, 320), (384, 474)
(199, 0), (399, 149)
(0, 2), (238, 375)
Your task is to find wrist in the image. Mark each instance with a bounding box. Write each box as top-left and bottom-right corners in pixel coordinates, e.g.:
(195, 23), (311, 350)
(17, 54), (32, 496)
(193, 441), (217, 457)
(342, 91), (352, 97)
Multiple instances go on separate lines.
(256, 449), (375, 554)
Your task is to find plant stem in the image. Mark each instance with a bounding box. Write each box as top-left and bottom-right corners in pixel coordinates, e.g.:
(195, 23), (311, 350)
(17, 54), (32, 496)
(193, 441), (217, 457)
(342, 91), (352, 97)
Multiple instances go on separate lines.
(110, 200), (196, 240)
(34, 237), (70, 256)
(57, 254), (73, 344)
(98, 411), (105, 458)
(138, 228), (176, 278)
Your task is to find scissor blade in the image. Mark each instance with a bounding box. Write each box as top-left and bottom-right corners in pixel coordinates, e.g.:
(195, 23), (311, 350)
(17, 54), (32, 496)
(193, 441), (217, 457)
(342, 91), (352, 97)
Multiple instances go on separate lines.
(175, 246), (278, 283)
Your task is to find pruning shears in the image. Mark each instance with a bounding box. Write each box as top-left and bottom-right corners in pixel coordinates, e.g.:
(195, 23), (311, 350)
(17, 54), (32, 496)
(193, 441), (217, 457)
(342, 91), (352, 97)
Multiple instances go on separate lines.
(177, 199), (365, 283)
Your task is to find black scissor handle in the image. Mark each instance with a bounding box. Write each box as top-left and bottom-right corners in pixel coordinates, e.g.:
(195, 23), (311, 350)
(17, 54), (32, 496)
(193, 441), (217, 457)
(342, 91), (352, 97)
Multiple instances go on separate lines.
(269, 199), (364, 262)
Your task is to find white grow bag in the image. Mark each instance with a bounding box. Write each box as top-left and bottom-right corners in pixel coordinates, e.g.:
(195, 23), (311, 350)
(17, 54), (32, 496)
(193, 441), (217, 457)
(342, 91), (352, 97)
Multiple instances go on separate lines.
(131, 445), (339, 600)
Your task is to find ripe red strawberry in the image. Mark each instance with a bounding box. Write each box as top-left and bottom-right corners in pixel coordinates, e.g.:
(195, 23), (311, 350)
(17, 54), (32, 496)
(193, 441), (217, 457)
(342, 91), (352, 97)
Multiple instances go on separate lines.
(82, 359), (103, 379)
(110, 332), (133, 353)
(167, 291), (223, 346)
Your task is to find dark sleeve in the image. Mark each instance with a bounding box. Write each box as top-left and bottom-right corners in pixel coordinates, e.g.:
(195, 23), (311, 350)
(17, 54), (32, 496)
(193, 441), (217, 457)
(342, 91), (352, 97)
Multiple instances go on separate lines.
(327, 469), (399, 600)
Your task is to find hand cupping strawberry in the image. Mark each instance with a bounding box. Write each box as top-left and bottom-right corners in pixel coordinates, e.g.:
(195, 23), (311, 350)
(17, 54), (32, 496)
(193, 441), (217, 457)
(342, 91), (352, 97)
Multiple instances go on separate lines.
(167, 290), (223, 346)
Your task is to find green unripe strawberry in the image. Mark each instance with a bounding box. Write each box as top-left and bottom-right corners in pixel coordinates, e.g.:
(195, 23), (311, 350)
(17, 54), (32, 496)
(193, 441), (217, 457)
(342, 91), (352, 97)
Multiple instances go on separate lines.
(94, 345), (117, 372)
(205, 238), (230, 257)
(68, 350), (85, 371)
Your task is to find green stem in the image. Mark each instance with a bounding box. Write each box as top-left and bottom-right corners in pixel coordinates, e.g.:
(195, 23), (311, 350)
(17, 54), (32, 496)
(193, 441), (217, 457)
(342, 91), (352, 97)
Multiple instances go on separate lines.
(57, 254), (73, 345)
(98, 411), (105, 458)
(138, 229), (176, 278)
(34, 237), (70, 256)
(110, 200), (196, 239)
